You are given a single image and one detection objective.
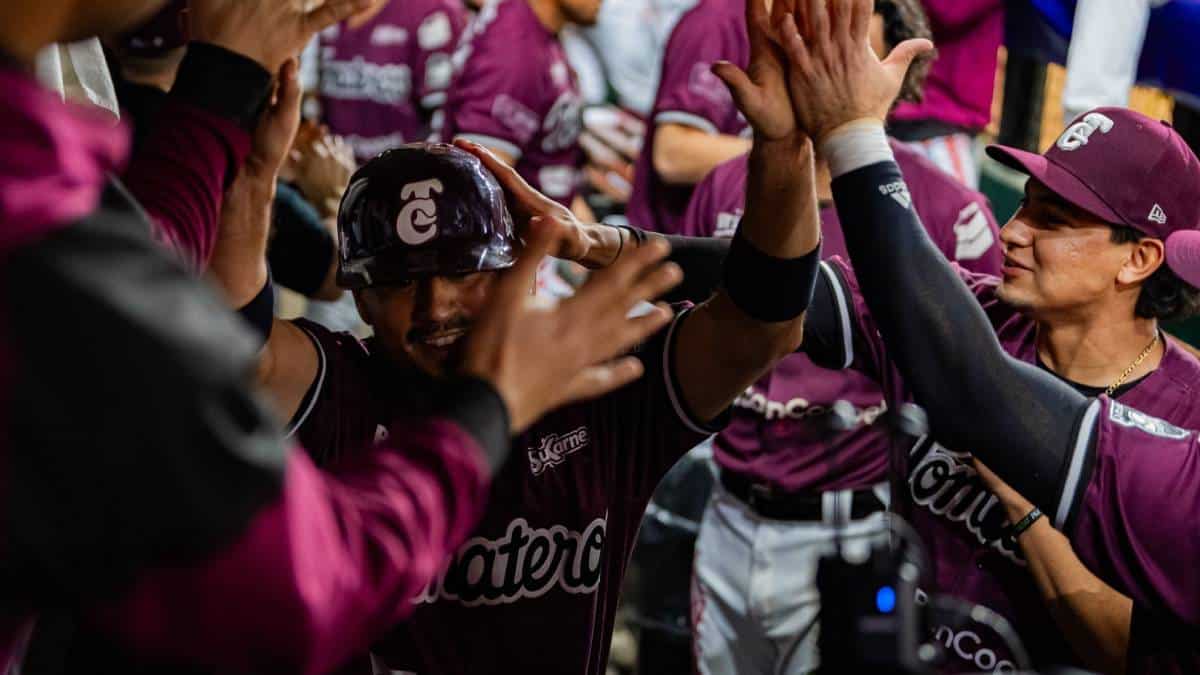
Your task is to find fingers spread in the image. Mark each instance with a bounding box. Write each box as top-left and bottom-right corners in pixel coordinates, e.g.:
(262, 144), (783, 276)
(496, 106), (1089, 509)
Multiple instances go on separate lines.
(780, 14), (812, 73)
(849, 0), (871, 45)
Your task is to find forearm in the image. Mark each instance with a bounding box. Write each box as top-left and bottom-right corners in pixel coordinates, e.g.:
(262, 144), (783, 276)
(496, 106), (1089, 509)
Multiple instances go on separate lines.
(652, 124), (752, 185)
(826, 123), (1089, 511)
(124, 44), (272, 272)
(673, 137), (819, 420)
(208, 169), (274, 307)
(1012, 516), (1132, 675)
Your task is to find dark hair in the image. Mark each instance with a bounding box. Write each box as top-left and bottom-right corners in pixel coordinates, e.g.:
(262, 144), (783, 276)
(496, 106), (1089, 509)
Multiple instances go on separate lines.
(874, 0), (934, 104)
(1110, 225), (1200, 321)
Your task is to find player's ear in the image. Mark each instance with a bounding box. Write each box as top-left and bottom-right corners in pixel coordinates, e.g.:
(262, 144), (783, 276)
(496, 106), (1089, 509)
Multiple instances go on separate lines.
(1118, 237), (1166, 286)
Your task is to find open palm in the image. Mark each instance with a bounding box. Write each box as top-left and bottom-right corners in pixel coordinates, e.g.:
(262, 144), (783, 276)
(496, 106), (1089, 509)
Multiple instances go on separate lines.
(713, 0), (800, 143)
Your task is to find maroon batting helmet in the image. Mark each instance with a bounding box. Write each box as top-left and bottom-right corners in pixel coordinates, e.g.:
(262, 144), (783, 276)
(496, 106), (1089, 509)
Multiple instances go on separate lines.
(337, 143), (518, 289)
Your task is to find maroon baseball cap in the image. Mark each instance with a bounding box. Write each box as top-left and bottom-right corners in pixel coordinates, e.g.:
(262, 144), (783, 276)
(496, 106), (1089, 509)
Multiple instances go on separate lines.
(986, 107), (1200, 289)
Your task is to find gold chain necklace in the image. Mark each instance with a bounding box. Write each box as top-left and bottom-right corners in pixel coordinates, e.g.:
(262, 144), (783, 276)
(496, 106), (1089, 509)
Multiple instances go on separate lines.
(1106, 332), (1160, 396)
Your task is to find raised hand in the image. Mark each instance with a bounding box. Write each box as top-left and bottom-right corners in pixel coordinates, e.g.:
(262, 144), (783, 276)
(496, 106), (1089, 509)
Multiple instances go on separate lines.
(245, 59), (304, 180)
(711, 0), (799, 143)
(191, 0), (375, 72)
(776, 0), (932, 140)
(461, 219), (682, 433)
(453, 138), (597, 264)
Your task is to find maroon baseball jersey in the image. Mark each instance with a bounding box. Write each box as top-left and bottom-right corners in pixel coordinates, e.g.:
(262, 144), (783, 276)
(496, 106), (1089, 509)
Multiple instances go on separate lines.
(680, 142), (1001, 493)
(625, 0), (749, 233)
(318, 0), (467, 163)
(825, 256), (1200, 672)
(290, 308), (722, 675)
(439, 0), (584, 206)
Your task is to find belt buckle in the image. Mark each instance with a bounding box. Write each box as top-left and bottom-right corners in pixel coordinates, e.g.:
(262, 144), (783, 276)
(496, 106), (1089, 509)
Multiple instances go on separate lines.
(748, 483), (773, 511)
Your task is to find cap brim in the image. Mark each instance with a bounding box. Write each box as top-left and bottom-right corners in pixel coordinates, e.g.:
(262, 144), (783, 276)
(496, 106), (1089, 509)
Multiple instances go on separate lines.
(1165, 230), (1200, 289)
(986, 144), (1126, 226)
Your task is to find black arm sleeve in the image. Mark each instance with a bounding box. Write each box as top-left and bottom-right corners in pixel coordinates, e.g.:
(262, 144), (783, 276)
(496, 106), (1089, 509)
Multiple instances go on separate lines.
(831, 161), (1092, 512)
(654, 233), (728, 305)
(651, 232), (848, 367)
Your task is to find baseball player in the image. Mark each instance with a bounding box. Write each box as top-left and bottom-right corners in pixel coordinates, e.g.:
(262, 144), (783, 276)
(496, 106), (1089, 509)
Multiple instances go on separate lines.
(315, 0), (467, 164)
(210, 23), (825, 667)
(673, 4), (1001, 671)
(771, 0), (1200, 671)
(625, 0), (751, 233)
(439, 0), (592, 213)
(1, 3), (692, 670)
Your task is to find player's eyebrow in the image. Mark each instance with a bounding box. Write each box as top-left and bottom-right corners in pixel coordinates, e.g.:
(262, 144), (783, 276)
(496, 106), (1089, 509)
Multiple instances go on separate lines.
(1026, 183), (1083, 221)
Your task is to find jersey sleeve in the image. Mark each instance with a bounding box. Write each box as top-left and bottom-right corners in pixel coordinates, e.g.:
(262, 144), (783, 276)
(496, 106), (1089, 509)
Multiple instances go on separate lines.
(1065, 397), (1200, 626)
(285, 318), (370, 466)
(603, 305), (730, 499)
(442, 31), (543, 160)
(651, 10), (746, 136)
(411, 1), (468, 110)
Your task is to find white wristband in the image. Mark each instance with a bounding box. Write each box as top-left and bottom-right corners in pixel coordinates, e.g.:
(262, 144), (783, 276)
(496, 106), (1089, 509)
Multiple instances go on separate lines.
(819, 121), (894, 179)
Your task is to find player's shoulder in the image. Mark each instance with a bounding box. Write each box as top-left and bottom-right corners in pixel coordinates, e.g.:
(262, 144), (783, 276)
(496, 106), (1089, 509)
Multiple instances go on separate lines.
(1135, 338), (1200, 423)
(289, 318), (373, 372)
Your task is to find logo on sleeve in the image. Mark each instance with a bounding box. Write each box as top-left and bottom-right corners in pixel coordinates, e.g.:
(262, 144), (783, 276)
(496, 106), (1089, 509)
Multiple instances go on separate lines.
(1148, 203), (1167, 225)
(396, 179), (444, 245)
(529, 426), (589, 475)
(879, 181), (912, 209)
(1108, 401), (1191, 440)
(952, 202), (996, 261)
(1056, 112), (1114, 151)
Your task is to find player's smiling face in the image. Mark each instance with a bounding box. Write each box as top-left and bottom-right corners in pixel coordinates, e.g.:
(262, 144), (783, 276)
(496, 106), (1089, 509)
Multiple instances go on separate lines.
(355, 271), (499, 376)
(996, 179), (1136, 319)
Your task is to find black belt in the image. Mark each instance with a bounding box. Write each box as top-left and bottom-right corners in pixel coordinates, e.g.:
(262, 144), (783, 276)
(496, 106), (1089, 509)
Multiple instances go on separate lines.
(720, 471), (885, 522)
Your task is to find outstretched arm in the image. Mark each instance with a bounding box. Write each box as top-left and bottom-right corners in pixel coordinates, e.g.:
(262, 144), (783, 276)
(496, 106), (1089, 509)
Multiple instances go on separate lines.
(778, 0), (1089, 512)
(663, 0), (822, 422)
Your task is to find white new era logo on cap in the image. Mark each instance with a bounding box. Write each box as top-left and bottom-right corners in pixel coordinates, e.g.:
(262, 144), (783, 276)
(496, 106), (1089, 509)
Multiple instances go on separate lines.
(1149, 204), (1167, 225)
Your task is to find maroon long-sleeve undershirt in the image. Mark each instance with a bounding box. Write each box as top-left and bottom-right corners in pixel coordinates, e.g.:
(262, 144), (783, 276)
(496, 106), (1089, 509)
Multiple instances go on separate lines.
(120, 43), (270, 272)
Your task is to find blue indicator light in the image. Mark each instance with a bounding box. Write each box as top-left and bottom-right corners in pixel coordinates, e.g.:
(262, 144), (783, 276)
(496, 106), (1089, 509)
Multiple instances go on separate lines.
(875, 586), (896, 614)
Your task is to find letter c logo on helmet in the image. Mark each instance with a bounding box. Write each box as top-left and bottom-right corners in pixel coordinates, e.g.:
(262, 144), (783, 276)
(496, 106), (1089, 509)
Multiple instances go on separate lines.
(396, 178), (444, 245)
